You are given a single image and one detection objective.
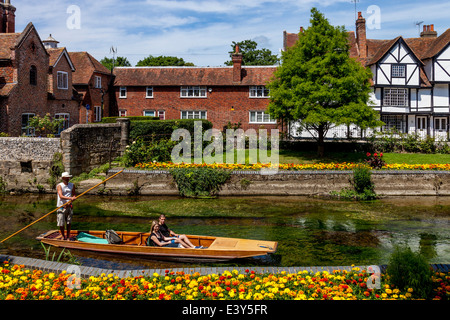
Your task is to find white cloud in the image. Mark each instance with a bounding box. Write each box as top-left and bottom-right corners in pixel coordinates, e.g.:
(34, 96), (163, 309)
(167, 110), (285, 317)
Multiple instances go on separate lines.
(11, 0), (450, 67)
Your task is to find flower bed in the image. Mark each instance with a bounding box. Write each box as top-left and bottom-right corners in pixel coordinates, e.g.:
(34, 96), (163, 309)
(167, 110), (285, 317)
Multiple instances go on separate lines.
(1, 261), (448, 300)
(135, 161), (450, 171)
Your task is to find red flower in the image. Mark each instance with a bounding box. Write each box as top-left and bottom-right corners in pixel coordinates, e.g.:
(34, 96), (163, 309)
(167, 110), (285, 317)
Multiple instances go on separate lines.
(374, 153), (378, 157)
(380, 152), (383, 157)
(366, 152), (371, 157)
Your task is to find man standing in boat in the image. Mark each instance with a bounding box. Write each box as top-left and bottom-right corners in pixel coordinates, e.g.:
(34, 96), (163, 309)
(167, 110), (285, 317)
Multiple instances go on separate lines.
(56, 172), (77, 240)
(158, 214), (198, 248)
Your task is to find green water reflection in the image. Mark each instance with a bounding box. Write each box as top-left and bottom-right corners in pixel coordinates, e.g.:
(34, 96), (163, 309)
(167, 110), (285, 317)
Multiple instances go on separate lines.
(0, 194), (449, 269)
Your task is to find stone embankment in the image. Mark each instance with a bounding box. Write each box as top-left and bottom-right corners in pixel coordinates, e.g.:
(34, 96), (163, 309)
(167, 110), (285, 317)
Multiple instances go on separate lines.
(74, 169), (450, 197)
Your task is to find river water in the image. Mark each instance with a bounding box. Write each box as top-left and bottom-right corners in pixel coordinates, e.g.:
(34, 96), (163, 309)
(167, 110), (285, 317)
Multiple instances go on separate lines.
(0, 194), (449, 270)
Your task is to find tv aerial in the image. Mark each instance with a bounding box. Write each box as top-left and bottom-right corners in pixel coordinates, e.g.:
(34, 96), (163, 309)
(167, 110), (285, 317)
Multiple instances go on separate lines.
(414, 21), (424, 36)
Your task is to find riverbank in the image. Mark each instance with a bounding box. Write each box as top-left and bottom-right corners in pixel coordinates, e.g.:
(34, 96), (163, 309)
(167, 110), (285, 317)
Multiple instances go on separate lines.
(70, 169), (450, 197)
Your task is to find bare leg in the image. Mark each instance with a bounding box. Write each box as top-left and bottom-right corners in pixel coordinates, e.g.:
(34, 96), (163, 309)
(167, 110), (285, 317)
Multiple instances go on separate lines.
(59, 226), (65, 240)
(66, 224), (71, 240)
(178, 235), (196, 248)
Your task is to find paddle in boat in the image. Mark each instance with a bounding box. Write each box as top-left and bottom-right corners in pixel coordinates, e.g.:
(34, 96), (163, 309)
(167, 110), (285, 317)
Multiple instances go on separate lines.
(36, 230), (278, 262)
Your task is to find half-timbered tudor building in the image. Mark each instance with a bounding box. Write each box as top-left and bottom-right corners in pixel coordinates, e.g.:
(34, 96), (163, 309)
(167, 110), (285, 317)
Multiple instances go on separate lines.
(285, 12), (450, 140)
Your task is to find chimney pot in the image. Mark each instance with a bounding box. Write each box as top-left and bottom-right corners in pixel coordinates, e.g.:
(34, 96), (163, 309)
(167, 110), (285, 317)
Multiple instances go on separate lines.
(358, 11), (362, 19)
(431, 24), (434, 31)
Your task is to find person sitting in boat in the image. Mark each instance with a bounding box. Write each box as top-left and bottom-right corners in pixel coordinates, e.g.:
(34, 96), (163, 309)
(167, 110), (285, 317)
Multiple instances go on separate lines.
(158, 214), (199, 249)
(147, 221), (192, 248)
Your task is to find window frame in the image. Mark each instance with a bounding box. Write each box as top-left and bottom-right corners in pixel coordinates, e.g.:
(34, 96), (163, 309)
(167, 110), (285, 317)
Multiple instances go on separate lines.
(21, 113), (36, 136)
(94, 106), (102, 122)
(119, 86), (127, 98)
(143, 110), (156, 117)
(119, 110), (127, 117)
(180, 110), (207, 120)
(180, 86), (207, 98)
(146, 86), (154, 98)
(94, 76), (102, 89)
(57, 71), (69, 90)
(391, 64), (406, 78)
(249, 111), (276, 124)
(249, 86), (270, 98)
(54, 113), (70, 135)
(30, 65), (37, 86)
(383, 88), (408, 107)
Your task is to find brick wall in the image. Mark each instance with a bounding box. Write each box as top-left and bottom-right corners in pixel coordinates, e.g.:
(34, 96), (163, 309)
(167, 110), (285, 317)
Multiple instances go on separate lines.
(115, 85), (278, 131)
(6, 27), (49, 136)
(48, 52), (80, 127)
(77, 72), (112, 124)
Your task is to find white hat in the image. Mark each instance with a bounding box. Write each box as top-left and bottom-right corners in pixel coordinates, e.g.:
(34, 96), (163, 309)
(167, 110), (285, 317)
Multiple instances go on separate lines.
(61, 172), (72, 178)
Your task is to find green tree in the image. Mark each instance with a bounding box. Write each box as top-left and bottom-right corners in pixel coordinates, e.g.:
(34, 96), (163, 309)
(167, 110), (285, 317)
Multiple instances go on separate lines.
(100, 56), (131, 71)
(136, 55), (195, 66)
(267, 8), (382, 156)
(224, 40), (279, 66)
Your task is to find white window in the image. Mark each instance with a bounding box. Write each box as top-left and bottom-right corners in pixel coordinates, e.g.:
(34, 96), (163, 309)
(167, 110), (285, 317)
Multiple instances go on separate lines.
(94, 106), (102, 122)
(21, 113), (35, 136)
(119, 110), (127, 117)
(249, 111), (276, 124)
(146, 87), (153, 98)
(57, 71), (68, 89)
(435, 118), (447, 132)
(250, 86), (269, 98)
(181, 111), (207, 119)
(180, 86), (207, 98)
(119, 87), (127, 98)
(94, 76), (102, 89)
(383, 88), (408, 107)
(381, 115), (406, 132)
(143, 110), (156, 117)
(392, 64), (406, 78)
(54, 113), (70, 134)
(158, 110), (165, 120)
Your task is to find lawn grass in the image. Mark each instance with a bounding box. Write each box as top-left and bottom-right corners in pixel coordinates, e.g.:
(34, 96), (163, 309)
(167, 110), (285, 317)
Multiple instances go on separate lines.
(278, 150), (450, 165)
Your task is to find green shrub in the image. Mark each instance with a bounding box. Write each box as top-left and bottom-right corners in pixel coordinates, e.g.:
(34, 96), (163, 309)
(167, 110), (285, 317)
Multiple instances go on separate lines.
(351, 165), (375, 195)
(386, 246), (434, 299)
(170, 167), (231, 198)
(123, 138), (177, 167)
(130, 119), (213, 141)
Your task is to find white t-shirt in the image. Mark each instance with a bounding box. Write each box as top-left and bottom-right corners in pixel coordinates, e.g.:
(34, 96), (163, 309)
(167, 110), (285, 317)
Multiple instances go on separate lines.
(57, 182), (74, 207)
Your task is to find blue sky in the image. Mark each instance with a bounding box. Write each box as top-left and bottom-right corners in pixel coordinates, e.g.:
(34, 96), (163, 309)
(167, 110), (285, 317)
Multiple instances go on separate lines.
(14, 0), (450, 67)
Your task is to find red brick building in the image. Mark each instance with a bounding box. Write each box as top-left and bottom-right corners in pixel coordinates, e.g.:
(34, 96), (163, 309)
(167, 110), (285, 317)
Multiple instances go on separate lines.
(113, 48), (278, 131)
(45, 36), (80, 132)
(0, 0), (82, 136)
(69, 52), (113, 123)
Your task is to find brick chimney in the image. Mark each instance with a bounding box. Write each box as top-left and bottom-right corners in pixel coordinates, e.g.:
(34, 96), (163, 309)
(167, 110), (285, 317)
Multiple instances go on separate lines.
(355, 11), (367, 59)
(0, 0), (16, 33)
(420, 24), (437, 38)
(232, 44), (243, 83)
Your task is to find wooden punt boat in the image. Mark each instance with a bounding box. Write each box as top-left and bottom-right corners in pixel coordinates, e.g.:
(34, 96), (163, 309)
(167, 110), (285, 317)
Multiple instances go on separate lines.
(36, 230), (278, 262)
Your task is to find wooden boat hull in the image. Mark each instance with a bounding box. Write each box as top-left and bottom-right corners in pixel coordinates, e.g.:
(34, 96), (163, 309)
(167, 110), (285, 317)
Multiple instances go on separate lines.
(36, 230), (278, 263)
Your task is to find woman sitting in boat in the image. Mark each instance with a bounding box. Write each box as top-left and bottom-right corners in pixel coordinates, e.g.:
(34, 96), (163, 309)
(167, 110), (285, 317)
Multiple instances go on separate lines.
(147, 221), (197, 248)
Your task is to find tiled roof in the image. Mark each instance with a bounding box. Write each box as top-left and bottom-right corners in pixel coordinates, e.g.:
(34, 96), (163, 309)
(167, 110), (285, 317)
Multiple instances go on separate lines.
(47, 47), (65, 66)
(0, 82), (16, 97)
(47, 47), (75, 71)
(113, 66), (276, 87)
(68, 51), (111, 85)
(0, 33), (20, 59)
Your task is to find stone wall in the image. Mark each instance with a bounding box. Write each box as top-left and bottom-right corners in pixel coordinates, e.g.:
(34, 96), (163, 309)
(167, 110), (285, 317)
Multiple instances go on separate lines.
(79, 169), (450, 197)
(0, 137), (61, 192)
(60, 118), (130, 176)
